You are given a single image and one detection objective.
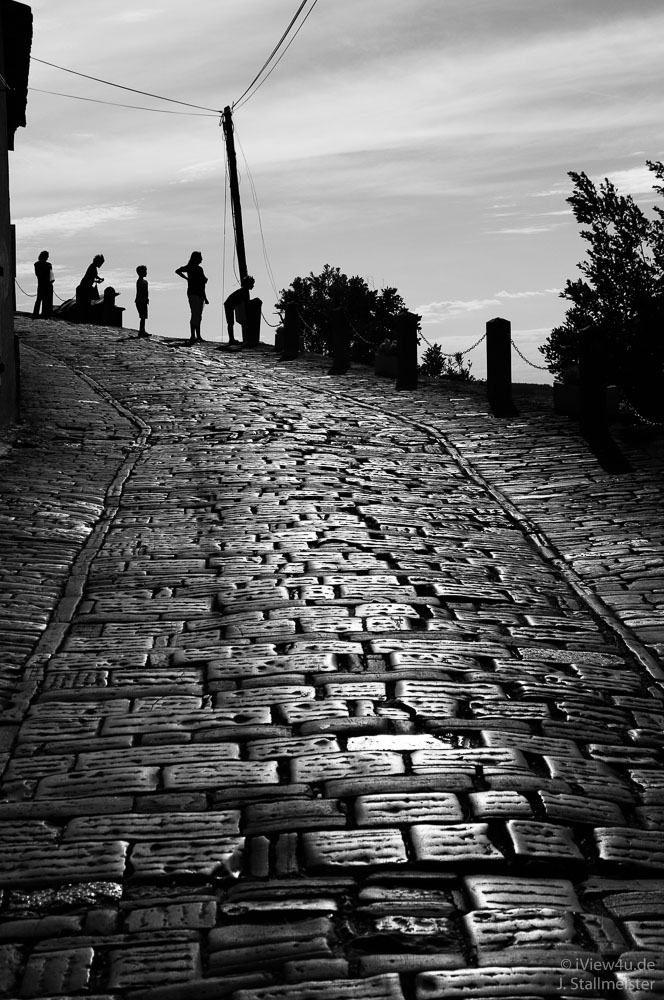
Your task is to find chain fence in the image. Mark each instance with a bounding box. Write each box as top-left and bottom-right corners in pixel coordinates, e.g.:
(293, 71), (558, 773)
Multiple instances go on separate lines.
(15, 278), (68, 303)
(619, 393), (664, 429)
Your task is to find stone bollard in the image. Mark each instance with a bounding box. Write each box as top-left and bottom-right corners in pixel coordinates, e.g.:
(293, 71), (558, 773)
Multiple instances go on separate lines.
(328, 307), (351, 375)
(486, 317), (517, 416)
(579, 323), (608, 439)
(395, 310), (418, 390)
(243, 298), (262, 347)
(281, 302), (300, 360)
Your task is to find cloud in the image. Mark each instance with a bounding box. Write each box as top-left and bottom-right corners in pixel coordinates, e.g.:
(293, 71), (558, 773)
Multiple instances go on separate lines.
(486, 226), (555, 235)
(103, 8), (160, 22)
(496, 288), (562, 299)
(417, 298), (500, 323)
(597, 165), (660, 196)
(14, 204), (138, 239)
(175, 159), (225, 184)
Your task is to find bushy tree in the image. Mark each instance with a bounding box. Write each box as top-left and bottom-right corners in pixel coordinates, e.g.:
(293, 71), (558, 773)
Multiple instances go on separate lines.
(419, 342), (474, 381)
(276, 264), (418, 363)
(541, 161), (664, 418)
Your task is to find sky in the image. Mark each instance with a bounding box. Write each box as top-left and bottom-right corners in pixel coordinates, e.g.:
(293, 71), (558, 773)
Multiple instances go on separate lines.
(11, 0), (664, 382)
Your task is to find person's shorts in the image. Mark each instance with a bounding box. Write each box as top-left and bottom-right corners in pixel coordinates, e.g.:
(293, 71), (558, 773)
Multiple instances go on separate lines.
(136, 303), (148, 319)
(188, 294), (205, 323)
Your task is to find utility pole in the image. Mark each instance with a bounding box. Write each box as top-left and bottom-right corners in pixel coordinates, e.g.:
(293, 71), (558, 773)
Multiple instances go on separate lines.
(222, 106), (248, 282)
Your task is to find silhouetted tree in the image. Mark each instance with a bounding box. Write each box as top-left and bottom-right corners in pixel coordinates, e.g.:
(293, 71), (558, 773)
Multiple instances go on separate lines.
(541, 161), (664, 419)
(419, 342), (474, 381)
(276, 264), (417, 363)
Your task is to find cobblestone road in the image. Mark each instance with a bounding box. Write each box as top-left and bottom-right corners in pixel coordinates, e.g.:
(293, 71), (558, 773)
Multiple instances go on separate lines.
(1, 316), (663, 999)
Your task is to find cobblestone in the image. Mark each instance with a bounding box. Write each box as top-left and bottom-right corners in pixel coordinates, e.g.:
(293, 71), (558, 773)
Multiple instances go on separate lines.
(0, 317), (663, 996)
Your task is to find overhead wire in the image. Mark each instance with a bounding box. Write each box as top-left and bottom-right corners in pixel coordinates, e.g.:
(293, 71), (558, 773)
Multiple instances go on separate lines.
(235, 128), (279, 299)
(235, 0), (319, 112)
(232, 0), (317, 111)
(28, 86), (219, 116)
(30, 56), (222, 114)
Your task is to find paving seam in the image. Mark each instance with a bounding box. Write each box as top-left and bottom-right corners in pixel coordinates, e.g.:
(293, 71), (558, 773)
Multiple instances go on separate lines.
(195, 346), (664, 681)
(6, 343), (152, 719)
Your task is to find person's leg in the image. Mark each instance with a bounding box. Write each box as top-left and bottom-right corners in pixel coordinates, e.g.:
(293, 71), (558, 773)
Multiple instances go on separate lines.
(33, 291), (42, 318)
(44, 286), (53, 319)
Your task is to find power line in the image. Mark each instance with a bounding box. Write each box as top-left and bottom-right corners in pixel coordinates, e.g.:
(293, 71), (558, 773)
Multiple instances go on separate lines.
(234, 0), (319, 111)
(232, 0), (317, 110)
(235, 127), (279, 298)
(31, 56), (222, 114)
(28, 86), (219, 117)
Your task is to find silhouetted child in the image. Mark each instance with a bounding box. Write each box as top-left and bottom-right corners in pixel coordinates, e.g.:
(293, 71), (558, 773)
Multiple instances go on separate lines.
(135, 265), (149, 337)
(33, 250), (54, 318)
(224, 275), (255, 344)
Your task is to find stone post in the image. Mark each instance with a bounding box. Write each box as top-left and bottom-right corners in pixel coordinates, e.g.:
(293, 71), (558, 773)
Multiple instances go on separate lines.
(281, 302), (300, 360)
(328, 307), (351, 375)
(579, 323), (607, 438)
(486, 317), (516, 416)
(395, 310), (418, 390)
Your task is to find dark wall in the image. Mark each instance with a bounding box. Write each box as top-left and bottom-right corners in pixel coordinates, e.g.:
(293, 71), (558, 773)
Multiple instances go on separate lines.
(0, 1), (32, 429)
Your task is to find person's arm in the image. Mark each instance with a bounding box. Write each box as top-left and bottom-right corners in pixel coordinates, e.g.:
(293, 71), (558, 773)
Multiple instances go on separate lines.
(175, 266), (187, 280)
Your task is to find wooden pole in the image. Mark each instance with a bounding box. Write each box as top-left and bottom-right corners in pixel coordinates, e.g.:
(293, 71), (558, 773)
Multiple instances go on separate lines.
(222, 106), (248, 282)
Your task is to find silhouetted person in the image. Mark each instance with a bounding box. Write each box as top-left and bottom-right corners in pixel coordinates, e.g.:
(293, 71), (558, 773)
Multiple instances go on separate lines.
(33, 250), (54, 318)
(224, 275), (255, 344)
(175, 251), (208, 343)
(76, 254), (104, 321)
(135, 265), (149, 337)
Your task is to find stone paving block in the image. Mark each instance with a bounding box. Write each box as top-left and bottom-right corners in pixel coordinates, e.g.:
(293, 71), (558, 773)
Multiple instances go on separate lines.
(19, 946), (94, 997)
(0, 913), (83, 940)
(411, 747), (527, 772)
(325, 772), (475, 798)
(77, 744), (241, 771)
(624, 919), (664, 950)
(468, 791), (533, 819)
(358, 954), (464, 976)
(63, 811), (241, 840)
(302, 829), (407, 870)
(346, 735), (445, 752)
(215, 685), (315, 708)
(163, 760), (278, 789)
(507, 820), (584, 862)
(244, 799), (347, 834)
(108, 941), (201, 988)
(602, 889), (664, 919)
(0, 842), (127, 886)
(462, 907), (576, 952)
(102, 708), (273, 740)
(36, 766), (160, 798)
(595, 827), (664, 870)
(537, 791), (625, 825)
(415, 966), (600, 997)
(246, 735), (341, 760)
(411, 824), (503, 865)
(291, 751), (405, 783)
(124, 900), (215, 934)
(129, 837), (244, 877)
(278, 701), (350, 724)
(464, 876), (580, 911)
(285, 958), (350, 982)
(233, 973), (406, 999)
(356, 792), (464, 827)
(480, 731), (584, 759)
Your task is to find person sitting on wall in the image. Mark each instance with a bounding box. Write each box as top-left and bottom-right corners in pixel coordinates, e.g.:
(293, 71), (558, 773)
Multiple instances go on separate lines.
(224, 275), (255, 345)
(33, 250), (54, 319)
(75, 254), (105, 322)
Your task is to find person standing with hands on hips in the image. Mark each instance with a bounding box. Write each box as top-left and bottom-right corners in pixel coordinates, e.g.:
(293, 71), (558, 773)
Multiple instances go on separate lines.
(33, 250), (54, 318)
(175, 251), (208, 343)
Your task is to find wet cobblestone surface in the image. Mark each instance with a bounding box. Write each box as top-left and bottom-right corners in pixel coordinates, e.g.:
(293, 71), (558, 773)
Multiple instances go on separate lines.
(0, 316), (663, 998)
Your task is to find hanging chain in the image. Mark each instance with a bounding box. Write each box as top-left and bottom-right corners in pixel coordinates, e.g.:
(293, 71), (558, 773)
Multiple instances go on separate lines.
(619, 393), (664, 428)
(418, 329), (486, 357)
(510, 338), (549, 371)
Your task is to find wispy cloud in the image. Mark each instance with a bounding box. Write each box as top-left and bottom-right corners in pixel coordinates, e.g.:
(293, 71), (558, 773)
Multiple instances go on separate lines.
(418, 298), (500, 323)
(487, 226), (556, 236)
(15, 204), (138, 239)
(496, 288), (561, 299)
